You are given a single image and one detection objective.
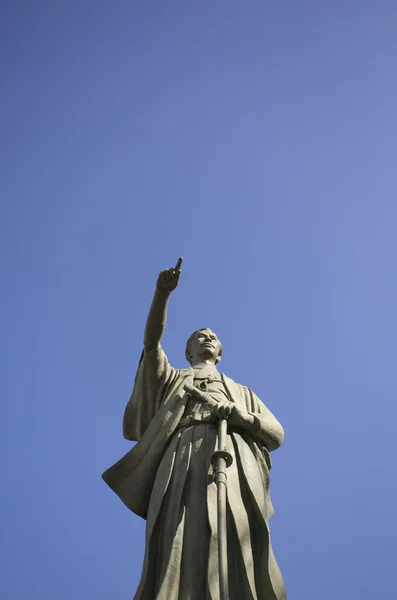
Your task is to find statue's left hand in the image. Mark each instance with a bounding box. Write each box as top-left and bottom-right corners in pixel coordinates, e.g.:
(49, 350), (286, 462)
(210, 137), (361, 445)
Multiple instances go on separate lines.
(210, 400), (250, 428)
(184, 384), (253, 429)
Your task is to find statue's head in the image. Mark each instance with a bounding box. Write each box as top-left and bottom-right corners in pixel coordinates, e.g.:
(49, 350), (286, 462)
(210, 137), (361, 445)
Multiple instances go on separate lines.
(185, 328), (223, 366)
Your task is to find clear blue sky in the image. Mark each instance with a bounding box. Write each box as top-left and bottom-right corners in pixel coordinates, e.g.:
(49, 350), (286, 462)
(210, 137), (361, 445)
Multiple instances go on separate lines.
(1, 2), (396, 598)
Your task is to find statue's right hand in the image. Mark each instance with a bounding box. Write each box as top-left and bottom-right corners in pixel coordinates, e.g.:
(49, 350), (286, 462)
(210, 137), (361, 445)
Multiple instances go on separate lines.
(156, 257), (183, 294)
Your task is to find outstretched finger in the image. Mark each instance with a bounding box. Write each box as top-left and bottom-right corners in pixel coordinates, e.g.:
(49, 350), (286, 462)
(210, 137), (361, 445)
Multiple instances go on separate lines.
(174, 256), (183, 273)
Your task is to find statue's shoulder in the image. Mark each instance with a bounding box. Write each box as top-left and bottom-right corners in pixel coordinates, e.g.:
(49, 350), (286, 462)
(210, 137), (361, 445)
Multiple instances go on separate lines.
(221, 372), (244, 386)
(222, 373), (263, 404)
(179, 367), (194, 376)
(221, 373), (251, 395)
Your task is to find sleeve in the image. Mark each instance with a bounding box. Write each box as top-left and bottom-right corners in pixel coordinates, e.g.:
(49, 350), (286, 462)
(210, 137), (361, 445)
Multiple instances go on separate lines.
(140, 345), (174, 382)
(123, 345), (176, 440)
(246, 387), (285, 452)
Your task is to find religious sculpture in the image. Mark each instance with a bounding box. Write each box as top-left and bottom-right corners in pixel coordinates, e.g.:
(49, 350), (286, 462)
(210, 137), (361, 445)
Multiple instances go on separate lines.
(103, 258), (287, 600)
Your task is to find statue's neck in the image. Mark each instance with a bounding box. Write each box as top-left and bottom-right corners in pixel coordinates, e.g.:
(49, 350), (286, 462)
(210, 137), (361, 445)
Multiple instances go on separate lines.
(191, 360), (218, 370)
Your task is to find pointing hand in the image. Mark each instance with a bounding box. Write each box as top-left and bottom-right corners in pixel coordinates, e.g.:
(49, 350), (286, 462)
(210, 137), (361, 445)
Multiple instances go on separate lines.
(156, 257), (183, 294)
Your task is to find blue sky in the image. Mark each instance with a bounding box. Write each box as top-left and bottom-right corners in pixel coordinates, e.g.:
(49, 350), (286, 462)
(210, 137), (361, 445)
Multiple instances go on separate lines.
(1, 2), (396, 598)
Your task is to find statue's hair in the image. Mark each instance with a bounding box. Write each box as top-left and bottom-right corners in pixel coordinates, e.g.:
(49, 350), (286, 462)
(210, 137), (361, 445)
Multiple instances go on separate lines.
(185, 328), (223, 365)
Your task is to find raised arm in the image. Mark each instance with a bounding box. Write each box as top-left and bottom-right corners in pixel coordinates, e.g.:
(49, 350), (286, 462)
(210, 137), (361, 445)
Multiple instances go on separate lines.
(143, 257), (182, 352)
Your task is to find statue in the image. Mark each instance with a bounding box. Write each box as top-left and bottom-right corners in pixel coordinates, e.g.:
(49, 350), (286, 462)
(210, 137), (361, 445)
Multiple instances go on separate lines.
(103, 258), (287, 600)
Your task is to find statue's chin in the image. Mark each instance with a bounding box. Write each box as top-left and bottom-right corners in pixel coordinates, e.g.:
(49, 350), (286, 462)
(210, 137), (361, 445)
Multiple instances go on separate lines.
(200, 350), (216, 362)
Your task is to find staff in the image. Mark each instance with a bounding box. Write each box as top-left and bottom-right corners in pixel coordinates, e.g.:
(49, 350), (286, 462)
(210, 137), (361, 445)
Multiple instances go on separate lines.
(184, 383), (233, 600)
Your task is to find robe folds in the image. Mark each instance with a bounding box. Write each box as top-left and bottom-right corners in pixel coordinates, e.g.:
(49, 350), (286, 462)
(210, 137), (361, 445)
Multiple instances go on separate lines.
(102, 347), (287, 600)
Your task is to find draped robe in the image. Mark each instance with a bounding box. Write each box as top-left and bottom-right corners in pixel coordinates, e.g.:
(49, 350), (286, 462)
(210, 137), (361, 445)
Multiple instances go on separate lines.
(102, 347), (287, 600)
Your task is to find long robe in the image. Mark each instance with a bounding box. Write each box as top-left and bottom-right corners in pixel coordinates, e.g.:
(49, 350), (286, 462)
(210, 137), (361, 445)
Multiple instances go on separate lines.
(103, 347), (287, 600)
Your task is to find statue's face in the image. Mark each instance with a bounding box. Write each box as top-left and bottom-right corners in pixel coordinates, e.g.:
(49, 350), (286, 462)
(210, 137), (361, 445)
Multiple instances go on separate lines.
(190, 329), (221, 364)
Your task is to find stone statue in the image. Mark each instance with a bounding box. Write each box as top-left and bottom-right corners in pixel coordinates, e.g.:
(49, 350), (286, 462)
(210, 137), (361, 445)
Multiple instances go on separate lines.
(103, 259), (287, 600)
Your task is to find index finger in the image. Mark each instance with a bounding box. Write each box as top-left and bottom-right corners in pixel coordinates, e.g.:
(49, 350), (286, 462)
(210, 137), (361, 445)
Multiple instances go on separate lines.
(174, 256), (183, 272)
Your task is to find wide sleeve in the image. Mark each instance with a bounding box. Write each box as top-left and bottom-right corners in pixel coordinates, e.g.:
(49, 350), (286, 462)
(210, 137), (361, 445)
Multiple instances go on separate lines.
(245, 387), (285, 452)
(123, 345), (176, 441)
